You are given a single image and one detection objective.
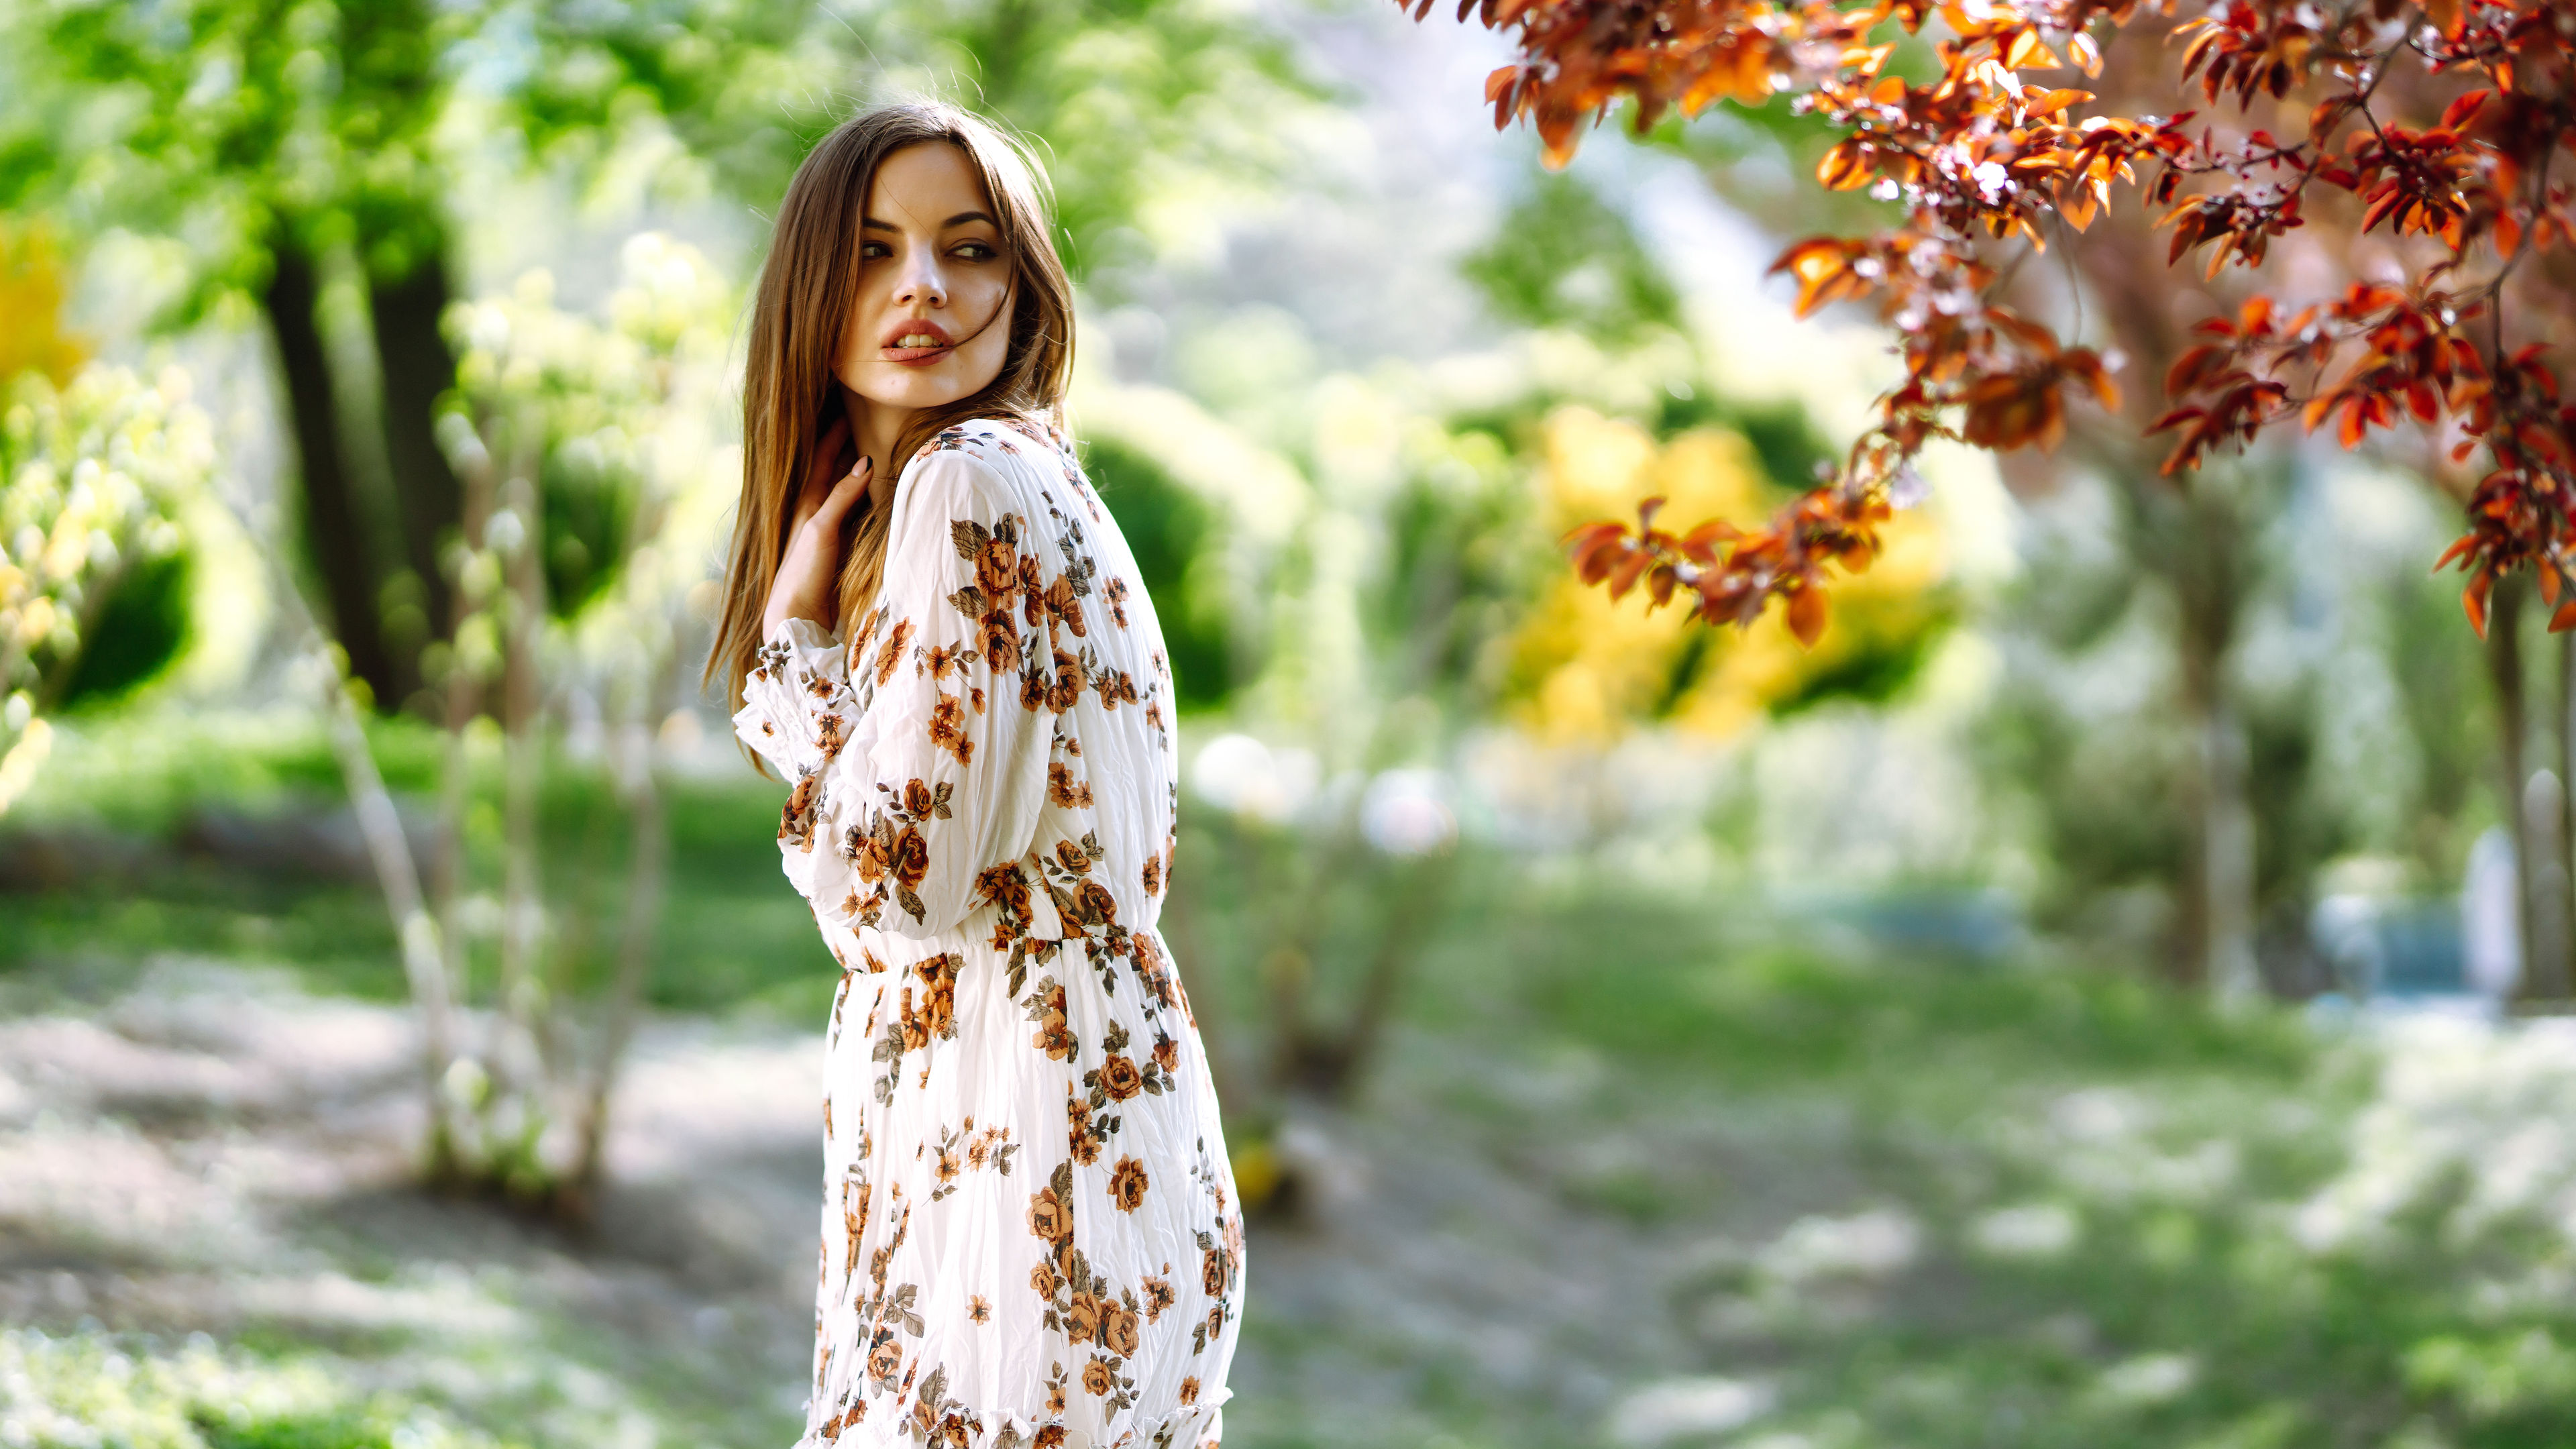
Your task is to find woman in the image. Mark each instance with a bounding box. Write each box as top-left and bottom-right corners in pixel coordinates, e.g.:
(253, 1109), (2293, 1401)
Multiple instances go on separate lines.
(708, 102), (1246, 1449)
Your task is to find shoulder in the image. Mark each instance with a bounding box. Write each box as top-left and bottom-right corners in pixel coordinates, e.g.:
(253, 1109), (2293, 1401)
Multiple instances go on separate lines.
(895, 417), (1064, 521)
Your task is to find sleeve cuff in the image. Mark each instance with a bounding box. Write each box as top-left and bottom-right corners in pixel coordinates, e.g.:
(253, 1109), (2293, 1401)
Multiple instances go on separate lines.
(769, 615), (851, 681)
(733, 617), (855, 775)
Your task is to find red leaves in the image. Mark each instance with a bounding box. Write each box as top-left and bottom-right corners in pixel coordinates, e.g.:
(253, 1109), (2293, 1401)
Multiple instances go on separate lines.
(2149, 380), (2289, 476)
(2345, 124), (2486, 244)
(1419, 0), (2576, 646)
(2174, 3), (2325, 105)
(2162, 185), (2308, 277)
(2151, 284), (2504, 476)
(1960, 350), (2120, 453)
(2465, 566), (2493, 637)
(1786, 582), (1831, 647)
(1559, 481), (1895, 648)
(1772, 237), (1875, 317)
(1569, 496), (1744, 612)
(1423, 0), (1868, 166)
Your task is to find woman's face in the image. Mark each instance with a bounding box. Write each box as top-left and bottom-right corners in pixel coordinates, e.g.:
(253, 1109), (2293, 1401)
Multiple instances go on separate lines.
(834, 141), (1015, 420)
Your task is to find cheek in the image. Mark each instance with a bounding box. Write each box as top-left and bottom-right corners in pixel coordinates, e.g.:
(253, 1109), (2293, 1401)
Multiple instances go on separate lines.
(837, 288), (885, 371)
(960, 278), (1016, 383)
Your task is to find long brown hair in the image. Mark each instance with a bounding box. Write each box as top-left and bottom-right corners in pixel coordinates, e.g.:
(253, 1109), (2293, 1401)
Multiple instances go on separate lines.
(707, 101), (1075, 731)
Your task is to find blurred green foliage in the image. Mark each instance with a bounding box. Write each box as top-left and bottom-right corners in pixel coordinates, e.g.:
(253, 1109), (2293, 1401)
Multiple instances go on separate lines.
(1085, 437), (1235, 711)
(0, 0), (1321, 311)
(197, 1409), (416, 1449)
(0, 712), (824, 1011)
(1655, 388), (1839, 489)
(1766, 588), (1958, 716)
(0, 0), (460, 301)
(1461, 170), (1682, 345)
(535, 447), (639, 622)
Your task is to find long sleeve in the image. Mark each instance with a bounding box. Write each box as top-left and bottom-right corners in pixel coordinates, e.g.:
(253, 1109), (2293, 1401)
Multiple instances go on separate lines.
(731, 445), (1055, 941)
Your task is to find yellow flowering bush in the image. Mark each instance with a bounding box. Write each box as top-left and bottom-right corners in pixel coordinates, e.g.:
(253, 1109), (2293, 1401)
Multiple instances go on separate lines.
(0, 222), (85, 388)
(1506, 405), (1951, 743)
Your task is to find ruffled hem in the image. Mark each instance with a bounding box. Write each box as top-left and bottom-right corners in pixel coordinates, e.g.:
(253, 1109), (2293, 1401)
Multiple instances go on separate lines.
(795, 1389), (1230, 1449)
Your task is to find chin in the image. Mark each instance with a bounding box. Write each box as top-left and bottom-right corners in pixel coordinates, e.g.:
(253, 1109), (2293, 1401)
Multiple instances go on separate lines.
(844, 357), (1002, 415)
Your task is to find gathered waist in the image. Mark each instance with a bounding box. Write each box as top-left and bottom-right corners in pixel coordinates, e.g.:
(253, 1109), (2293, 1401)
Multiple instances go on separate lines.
(823, 847), (1169, 970)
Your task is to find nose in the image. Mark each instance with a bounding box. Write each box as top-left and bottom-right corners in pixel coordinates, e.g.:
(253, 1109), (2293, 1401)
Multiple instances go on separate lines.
(893, 247), (948, 309)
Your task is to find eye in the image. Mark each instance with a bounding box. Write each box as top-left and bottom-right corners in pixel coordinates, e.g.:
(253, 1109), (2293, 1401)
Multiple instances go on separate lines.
(860, 241), (892, 261)
(953, 240), (1000, 262)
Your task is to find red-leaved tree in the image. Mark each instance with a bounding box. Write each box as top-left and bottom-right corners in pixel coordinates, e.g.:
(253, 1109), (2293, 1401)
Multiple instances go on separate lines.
(1405, 0), (2574, 645)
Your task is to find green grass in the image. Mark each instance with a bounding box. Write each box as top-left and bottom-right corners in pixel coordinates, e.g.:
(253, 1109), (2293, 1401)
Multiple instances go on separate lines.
(0, 1329), (512, 1449)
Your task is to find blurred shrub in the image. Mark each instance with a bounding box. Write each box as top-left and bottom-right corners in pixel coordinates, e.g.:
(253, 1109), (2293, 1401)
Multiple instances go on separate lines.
(1, 362), (213, 813)
(1084, 436), (1234, 712)
(1, 366), (206, 697)
(1974, 460), (2385, 983)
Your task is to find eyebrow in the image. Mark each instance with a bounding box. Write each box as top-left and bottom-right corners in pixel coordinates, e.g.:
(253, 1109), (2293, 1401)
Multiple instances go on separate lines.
(861, 210), (999, 232)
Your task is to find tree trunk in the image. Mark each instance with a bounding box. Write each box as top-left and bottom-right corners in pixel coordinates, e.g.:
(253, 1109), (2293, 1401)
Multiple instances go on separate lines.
(2174, 645), (2257, 997)
(2556, 631), (2576, 1000)
(2164, 477), (2256, 1000)
(265, 236), (398, 709)
(1254, 831), (1451, 1103)
(317, 639), (465, 1177)
(2524, 767), (2570, 1001)
(2198, 691), (2259, 1000)
(1326, 847), (1456, 1099)
(425, 414), (496, 1188)
(370, 248), (466, 667)
(2491, 578), (2546, 1004)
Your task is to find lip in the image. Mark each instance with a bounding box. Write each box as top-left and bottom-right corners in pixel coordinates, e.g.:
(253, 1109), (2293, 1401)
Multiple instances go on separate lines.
(877, 317), (956, 368)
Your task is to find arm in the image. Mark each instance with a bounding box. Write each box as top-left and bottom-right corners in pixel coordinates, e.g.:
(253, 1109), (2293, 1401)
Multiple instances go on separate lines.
(731, 446), (1053, 940)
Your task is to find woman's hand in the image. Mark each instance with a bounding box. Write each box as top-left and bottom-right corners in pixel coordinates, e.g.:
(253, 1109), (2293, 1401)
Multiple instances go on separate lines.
(763, 416), (873, 640)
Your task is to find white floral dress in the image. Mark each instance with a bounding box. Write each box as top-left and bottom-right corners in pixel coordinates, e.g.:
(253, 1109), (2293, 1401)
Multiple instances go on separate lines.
(732, 417), (1246, 1449)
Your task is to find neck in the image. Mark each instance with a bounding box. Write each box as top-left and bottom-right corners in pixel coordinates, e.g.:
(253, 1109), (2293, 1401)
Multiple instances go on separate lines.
(842, 384), (907, 512)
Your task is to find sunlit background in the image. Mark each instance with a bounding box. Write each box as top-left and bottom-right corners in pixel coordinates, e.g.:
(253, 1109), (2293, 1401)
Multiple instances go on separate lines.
(1, 2), (2568, 1447)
